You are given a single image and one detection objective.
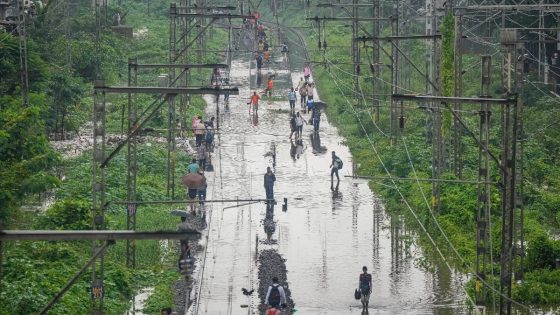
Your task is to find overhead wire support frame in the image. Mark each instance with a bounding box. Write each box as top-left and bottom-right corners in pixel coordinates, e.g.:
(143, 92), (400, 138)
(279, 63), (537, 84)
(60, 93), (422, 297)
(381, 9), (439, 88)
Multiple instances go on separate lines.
(316, 3), (375, 7)
(344, 175), (497, 185)
(356, 35), (442, 41)
(392, 94), (516, 105)
(0, 230), (201, 241)
(129, 63), (229, 69)
(306, 16), (393, 22)
(111, 198), (274, 205)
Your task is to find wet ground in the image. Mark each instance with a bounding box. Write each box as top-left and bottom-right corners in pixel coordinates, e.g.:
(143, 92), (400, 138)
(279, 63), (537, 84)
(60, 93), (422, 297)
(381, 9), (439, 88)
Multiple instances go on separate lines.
(186, 48), (471, 314)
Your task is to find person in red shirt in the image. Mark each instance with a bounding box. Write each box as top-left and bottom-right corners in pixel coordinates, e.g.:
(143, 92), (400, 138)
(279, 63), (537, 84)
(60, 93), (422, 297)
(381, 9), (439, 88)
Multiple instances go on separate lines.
(249, 91), (260, 115)
(265, 77), (273, 97)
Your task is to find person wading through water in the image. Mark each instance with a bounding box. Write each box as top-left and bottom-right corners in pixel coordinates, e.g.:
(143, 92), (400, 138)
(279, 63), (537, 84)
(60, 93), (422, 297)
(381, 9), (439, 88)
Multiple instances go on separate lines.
(359, 266), (372, 312)
(294, 112), (306, 140)
(330, 151), (342, 188)
(264, 277), (286, 309)
(249, 91), (260, 115)
(289, 114), (297, 139)
(288, 87), (297, 114)
(264, 167), (276, 205)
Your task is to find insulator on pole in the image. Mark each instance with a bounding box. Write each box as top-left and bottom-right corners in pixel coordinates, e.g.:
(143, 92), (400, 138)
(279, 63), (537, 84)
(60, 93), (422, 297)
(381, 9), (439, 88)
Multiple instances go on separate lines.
(370, 63), (375, 74)
(323, 41), (327, 49)
(356, 64), (361, 76)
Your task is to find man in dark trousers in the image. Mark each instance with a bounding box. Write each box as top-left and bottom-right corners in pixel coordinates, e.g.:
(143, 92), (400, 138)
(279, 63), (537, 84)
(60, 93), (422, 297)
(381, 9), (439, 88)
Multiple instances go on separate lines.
(264, 167), (276, 205)
(330, 151), (342, 187)
(359, 266), (372, 312)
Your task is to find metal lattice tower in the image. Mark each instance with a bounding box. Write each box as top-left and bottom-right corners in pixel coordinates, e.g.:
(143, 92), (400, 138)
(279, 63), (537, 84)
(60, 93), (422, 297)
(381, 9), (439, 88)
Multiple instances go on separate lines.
(91, 80), (107, 314)
(499, 28), (520, 315)
(17, 0), (29, 107)
(390, 0), (399, 145)
(475, 55), (492, 307)
(126, 58), (138, 268)
(453, 13), (464, 178)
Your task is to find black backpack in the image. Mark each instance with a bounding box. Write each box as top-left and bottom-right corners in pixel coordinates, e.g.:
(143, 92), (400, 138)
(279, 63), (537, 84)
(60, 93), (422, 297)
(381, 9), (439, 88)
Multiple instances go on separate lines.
(335, 157), (343, 170)
(268, 284), (281, 306)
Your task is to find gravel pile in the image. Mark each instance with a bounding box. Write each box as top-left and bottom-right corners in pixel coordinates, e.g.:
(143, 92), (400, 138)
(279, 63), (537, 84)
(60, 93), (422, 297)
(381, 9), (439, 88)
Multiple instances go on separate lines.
(177, 212), (208, 231)
(257, 249), (294, 315)
(173, 279), (189, 314)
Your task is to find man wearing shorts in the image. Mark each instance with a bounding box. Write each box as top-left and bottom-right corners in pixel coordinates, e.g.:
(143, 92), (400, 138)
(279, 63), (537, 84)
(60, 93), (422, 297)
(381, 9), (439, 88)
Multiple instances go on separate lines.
(359, 266), (372, 311)
(250, 91), (260, 115)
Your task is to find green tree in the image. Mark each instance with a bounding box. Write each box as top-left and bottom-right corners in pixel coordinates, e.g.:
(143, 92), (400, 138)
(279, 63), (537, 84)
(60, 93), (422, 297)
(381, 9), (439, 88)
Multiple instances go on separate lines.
(46, 70), (86, 136)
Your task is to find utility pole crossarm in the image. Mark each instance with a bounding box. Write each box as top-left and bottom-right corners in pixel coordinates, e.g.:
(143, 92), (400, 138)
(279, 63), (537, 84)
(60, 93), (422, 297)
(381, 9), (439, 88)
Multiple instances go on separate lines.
(316, 3), (376, 7)
(356, 35), (442, 41)
(175, 5), (236, 10)
(392, 94), (516, 105)
(0, 230), (201, 241)
(171, 13), (254, 18)
(306, 16), (392, 21)
(131, 63), (229, 69)
(93, 85), (239, 95)
(455, 4), (560, 11)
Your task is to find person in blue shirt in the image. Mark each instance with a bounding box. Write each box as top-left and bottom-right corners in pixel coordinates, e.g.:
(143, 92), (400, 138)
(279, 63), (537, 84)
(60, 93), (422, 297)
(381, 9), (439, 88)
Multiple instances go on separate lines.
(188, 158), (200, 174)
(306, 97), (314, 114)
(311, 108), (321, 132)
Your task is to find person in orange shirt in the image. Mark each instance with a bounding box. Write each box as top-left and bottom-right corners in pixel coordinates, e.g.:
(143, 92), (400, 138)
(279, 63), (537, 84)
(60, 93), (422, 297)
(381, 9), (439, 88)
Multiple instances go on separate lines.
(265, 77), (273, 97)
(249, 91), (260, 115)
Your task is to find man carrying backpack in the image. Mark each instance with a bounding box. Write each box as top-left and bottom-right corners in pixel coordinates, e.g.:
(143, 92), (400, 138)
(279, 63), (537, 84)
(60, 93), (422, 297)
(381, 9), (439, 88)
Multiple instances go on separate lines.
(330, 151), (342, 186)
(359, 266), (372, 311)
(264, 277), (286, 309)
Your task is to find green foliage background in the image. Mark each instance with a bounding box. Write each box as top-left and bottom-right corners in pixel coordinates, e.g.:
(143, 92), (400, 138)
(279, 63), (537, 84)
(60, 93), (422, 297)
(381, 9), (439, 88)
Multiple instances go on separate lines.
(0, 0), (226, 313)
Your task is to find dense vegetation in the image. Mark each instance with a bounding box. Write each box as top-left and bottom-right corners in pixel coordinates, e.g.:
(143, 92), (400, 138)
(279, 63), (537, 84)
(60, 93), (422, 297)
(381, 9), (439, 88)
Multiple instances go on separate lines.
(264, 1), (560, 310)
(0, 0), (227, 313)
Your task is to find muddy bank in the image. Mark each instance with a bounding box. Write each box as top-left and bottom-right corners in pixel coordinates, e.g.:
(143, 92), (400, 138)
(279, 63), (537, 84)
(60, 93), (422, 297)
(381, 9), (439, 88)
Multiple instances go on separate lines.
(257, 249), (295, 315)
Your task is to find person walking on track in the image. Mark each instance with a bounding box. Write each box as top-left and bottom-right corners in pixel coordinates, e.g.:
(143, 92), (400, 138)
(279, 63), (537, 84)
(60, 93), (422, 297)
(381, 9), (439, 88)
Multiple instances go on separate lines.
(306, 81), (314, 101)
(289, 114), (297, 139)
(295, 112), (306, 139)
(299, 83), (307, 109)
(264, 277), (286, 309)
(296, 76), (305, 91)
(249, 91), (260, 115)
(304, 64), (311, 82)
(264, 167), (276, 205)
(288, 87), (297, 114)
(265, 77), (274, 97)
(330, 151), (342, 187)
(194, 116), (205, 147)
(359, 266), (372, 311)
(311, 108), (321, 132)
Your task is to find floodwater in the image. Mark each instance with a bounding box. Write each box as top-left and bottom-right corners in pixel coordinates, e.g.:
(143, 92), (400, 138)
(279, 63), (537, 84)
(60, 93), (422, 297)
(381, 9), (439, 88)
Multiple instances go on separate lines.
(187, 50), (471, 315)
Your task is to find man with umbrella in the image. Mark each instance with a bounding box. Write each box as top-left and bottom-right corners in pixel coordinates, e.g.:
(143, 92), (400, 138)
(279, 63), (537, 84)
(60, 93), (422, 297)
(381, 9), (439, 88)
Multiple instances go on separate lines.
(182, 172), (205, 213)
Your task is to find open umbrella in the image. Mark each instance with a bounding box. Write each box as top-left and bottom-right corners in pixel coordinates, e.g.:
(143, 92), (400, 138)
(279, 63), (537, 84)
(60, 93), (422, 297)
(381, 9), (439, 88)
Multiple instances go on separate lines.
(170, 210), (189, 217)
(181, 172), (204, 189)
(313, 101), (327, 109)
